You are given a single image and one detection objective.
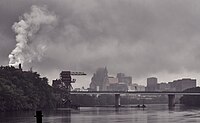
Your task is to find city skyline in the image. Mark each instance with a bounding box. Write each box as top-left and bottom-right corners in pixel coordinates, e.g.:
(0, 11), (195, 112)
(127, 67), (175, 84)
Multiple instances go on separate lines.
(73, 67), (197, 89)
(1, 0), (200, 87)
(1, 1), (200, 122)
(51, 66), (196, 92)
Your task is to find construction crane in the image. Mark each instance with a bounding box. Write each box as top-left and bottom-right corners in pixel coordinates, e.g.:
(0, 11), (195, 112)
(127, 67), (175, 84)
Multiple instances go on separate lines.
(59, 71), (86, 107)
(60, 71), (86, 89)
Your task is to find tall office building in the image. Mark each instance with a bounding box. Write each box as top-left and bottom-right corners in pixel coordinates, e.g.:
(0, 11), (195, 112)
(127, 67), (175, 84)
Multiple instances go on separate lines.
(146, 77), (158, 91)
(89, 67), (109, 91)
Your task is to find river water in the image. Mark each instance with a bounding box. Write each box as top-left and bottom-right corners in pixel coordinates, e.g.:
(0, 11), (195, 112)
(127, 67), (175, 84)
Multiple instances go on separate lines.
(1, 104), (200, 123)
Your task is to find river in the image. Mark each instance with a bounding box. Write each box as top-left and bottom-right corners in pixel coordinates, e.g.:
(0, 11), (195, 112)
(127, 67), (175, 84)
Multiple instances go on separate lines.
(1, 104), (200, 123)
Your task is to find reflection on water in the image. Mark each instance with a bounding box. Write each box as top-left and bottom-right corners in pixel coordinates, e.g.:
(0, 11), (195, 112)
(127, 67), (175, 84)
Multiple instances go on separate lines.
(1, 104), (200, 123)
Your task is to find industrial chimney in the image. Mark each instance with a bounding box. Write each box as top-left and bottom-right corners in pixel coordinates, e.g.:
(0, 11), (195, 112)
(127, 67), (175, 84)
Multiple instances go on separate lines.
(19, 63), (22, 70)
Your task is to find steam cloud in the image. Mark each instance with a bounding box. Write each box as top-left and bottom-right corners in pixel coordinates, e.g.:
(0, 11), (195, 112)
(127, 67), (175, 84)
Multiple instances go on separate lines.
(9, 5), (57, 67)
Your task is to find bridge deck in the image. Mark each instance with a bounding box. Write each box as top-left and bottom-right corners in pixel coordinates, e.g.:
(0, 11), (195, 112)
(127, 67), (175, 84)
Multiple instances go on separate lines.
(70, 91), (200, 95)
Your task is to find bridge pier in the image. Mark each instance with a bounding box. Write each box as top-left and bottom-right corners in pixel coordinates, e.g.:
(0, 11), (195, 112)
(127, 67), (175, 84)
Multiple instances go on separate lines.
(168, 94), (175, 108)
(115, 94), (121, 108)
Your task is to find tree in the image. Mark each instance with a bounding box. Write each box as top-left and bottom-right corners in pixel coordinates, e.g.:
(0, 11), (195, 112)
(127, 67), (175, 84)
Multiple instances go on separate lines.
(0, 66), (56, 111)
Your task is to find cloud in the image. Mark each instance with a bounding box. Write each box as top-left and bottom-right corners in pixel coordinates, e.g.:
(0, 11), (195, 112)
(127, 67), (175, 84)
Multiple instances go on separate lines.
(1, 0), (200, 86)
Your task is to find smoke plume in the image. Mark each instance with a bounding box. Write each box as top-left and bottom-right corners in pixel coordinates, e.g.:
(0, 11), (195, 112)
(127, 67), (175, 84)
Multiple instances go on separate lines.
(9, 5), (57, 67)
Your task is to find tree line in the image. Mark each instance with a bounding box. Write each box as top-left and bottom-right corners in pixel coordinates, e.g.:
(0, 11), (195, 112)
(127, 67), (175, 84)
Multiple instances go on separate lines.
(0, 66), (56, 111)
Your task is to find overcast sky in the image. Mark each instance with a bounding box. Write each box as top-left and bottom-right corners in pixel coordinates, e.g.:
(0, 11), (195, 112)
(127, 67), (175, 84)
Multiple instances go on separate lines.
(1, 0), (200, 87)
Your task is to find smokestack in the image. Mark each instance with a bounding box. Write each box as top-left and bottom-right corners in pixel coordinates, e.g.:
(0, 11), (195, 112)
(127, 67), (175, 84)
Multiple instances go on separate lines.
(19, 63), (22, 70)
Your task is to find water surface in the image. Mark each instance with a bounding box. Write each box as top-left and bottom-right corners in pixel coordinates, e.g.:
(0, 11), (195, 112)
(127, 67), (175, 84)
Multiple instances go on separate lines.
(1, 104), (200, 123)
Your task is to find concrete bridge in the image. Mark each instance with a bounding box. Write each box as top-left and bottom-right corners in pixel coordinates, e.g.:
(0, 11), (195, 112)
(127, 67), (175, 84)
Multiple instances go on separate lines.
(70, 91), (200, 108)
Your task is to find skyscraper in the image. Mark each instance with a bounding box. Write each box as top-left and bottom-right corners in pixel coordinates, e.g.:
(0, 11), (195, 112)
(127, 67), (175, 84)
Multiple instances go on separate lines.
(89, 67), (109, 91)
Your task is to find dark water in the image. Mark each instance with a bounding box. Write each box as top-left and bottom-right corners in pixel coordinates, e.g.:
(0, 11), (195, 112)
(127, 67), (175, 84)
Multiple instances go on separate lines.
(1, 104), (200, 123)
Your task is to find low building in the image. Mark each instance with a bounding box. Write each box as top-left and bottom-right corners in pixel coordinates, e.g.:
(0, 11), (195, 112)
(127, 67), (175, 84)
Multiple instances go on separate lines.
(108, 83), (128, 91)
(129, 83), (145, 91)
(170, 78), (196, 91)
(158, 82), (171, 91)
(108, 77), (118, 84)
(117, 73), (132, 85)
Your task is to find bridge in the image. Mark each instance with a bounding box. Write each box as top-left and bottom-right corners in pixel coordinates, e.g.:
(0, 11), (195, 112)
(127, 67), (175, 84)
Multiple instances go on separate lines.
(70, 91), (200, 108)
